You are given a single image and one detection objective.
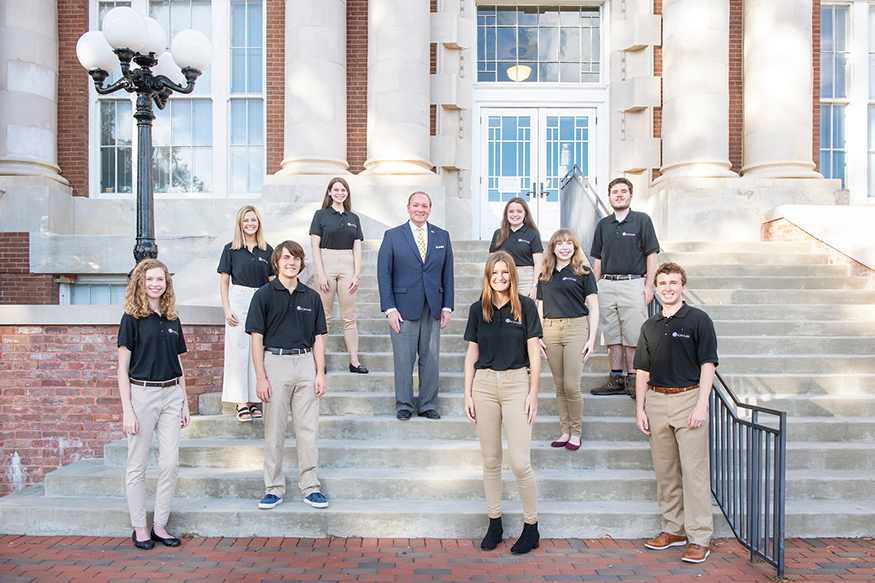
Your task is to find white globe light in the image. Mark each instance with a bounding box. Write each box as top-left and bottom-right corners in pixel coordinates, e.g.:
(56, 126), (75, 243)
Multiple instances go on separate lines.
(76, 31), (119, 72)
(170, 29), (213, 71)
(102, 6), (148, 52)
(142, 17), (167, 57)
(153, 51), (186, 85)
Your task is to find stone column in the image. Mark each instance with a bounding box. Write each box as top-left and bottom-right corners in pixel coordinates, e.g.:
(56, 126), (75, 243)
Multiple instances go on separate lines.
(364, 0), (433, 175)
(742, 0), (821, 178)
(278, 0), (349, 175)
(0, 0), (67, 183)
(659, 0), (736, 178)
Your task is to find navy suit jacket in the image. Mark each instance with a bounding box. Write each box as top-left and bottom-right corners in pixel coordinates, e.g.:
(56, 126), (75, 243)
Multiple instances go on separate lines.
(377, 222), (454, 321)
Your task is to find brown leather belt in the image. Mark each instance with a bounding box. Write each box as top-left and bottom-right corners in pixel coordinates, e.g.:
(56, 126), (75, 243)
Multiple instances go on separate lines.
(649, 384), (699, 395)
(130, 378), (179, 388)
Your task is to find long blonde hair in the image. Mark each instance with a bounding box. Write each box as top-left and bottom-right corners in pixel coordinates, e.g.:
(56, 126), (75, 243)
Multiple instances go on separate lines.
(231, 205), (267, 251)
(540, 229), (591, 283)
(480, 251), (522, 323)
(124, 259), (178, 320)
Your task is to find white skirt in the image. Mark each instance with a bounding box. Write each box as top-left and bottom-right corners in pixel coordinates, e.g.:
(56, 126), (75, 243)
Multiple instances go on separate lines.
(221, 283), (259, 404)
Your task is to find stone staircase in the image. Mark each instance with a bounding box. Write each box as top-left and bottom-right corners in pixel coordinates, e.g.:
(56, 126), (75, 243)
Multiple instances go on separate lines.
(1, 240), (874, 538)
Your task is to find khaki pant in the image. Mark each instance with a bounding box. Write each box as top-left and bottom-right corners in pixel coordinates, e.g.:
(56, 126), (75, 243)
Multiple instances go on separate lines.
(517, 266), (535, 294)
(472, 367), (538, 524)
(126, 381), (184, 528)
(262, 352), (321, 497)
(644, 387), (713, 546)
(317, 248), (359, 354)
(543, 316), (590, 437)
(597, 277), (647, 347)
(222, 284), (259, 404)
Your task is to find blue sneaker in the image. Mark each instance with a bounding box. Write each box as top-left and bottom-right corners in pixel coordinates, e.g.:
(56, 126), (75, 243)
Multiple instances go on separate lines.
(258, 494), (282, 509)
(304, 492), (329, 508)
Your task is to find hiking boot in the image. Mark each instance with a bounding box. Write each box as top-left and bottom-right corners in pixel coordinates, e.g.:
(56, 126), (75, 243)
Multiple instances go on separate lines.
(591, 374), (626, 395)
(626, 373), (637, 399)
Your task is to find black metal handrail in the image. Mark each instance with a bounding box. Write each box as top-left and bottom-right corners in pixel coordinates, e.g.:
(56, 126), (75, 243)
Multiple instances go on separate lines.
(710, 371), (786, 577)
(559, 165), (610, 261)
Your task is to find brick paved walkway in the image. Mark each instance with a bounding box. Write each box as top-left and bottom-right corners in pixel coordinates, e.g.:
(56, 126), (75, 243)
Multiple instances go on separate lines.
(1, 535), (872, 582)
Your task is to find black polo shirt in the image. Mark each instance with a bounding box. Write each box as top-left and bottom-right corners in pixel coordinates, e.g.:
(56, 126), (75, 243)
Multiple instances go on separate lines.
(245, 278), (328, 350)
(309, 207), (364, 250)
(217, 242), (274, 288)
(590, 210), (660, 275)
(537, 267), (598, 319)
(489, 225), (544, 268)
(464, 295), (542, 371)
(634, 302), (719, 388)
(118, 312), (187, 382)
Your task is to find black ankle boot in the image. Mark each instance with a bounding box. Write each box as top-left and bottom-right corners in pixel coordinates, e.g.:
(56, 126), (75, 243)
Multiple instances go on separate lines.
(480, 516), (503, 550)
(510, 521), (540, 554)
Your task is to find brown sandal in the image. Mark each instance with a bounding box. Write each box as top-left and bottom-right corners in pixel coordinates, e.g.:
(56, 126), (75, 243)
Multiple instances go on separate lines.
(236, 404), (252, 422)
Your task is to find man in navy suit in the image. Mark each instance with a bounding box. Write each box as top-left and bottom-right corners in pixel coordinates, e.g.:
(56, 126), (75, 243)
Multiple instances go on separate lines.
(377, 192), (454, 420)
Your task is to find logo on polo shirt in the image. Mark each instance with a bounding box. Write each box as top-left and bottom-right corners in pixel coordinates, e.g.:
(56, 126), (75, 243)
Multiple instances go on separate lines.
(347, 222), (357, 228)
(504, 318), (522, 326)
(167, 328), (179, 336)
(621, 231), (637, 237)
(257, 257), (269, 263)
(518, 238), (531, 245)
(296, 305), (312, 312)
(562, 276), (577, 282)
(672, 331), (690, 339)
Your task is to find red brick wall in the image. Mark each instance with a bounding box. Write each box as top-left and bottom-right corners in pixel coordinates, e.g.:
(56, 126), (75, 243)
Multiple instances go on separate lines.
(652, 0), (663, 177)
(265, 0), (284, 175)
(812, 0), (821, 173)
(57, 0), (90, 197)
(0, 234), (57, 305)
(347, 0), (368, 173)
(0, 323), (224, 496)
(762, 219), (874, 285)
(728, 0), (743, 174)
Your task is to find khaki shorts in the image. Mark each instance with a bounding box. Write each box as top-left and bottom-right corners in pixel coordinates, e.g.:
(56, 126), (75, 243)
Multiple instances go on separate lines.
(598, 277), (647, 346)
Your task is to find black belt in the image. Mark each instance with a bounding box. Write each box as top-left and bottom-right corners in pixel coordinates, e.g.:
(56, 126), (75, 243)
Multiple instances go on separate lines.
(602, 274), (643, 281)
(265, 347), (311, 355)
(130, 378), (179, 388)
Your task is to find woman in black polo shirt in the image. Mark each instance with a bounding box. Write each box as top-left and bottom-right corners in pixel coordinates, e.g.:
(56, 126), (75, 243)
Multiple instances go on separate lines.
(537, 229), (599, 452)
(218, 205), (274, 421)
(489, 197), (543, 298)
(464, 250), (542, 555)
(309, 177), (367, 374)
(117, 259), (189, 550)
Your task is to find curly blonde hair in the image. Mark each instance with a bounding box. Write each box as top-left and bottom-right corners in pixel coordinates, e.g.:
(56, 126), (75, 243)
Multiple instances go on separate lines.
(124, 259), (178, 320)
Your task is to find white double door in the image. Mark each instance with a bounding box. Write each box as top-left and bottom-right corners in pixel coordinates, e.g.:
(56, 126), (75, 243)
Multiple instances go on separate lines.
(478, 107), (597, 240)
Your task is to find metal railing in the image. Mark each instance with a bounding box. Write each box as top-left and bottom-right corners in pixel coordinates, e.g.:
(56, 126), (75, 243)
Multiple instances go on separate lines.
(710, 371), (786, 577)
(559, 165), (610, 260)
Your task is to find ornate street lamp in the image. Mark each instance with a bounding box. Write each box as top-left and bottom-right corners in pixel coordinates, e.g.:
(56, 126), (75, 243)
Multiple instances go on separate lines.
(76, 6), (212, 264)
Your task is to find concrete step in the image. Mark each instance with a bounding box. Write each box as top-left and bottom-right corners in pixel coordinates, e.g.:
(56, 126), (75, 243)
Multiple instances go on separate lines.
(321, 350), (875, 374)
(685, 276), (869, 290)
(4, 483), (872, 538)
(658, 251), (830, 265)
(660, 241), (814, 253)
(43, 460), (875, 504)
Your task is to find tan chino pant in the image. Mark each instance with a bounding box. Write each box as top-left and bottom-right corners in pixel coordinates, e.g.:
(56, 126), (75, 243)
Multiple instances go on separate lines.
(543, 316), (590, 437)
(644, 387), (714, 546)
(317, 248), (359, 354)
(126, 381), (184, 528)
(262, 352), (321, 497)
(472, 367), (538, 524)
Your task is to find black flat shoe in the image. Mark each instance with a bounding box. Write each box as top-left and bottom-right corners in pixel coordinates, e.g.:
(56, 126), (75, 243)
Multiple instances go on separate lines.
(150, 528), (181, 547)
(132, 531), (154, 550)
(418, 410), (441, 420)
(349, 363), (369, 374)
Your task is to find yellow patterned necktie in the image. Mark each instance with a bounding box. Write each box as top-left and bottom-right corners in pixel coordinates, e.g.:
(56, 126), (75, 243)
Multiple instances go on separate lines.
(416, 227), (426, 262)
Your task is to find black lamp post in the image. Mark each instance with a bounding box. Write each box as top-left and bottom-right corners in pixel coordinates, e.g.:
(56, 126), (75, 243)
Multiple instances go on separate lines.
(77, 7), (212, 264)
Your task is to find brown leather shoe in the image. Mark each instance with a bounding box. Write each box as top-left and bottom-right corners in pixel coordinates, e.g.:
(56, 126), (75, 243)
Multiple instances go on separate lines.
(644, 532), (687, 550)
(681, 543), (710, 563)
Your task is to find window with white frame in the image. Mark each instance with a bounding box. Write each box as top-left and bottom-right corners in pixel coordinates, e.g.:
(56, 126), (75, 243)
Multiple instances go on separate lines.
(477, 6), (601, 83)
(820, 1), (875, 200)
(92, 0), (265, 198)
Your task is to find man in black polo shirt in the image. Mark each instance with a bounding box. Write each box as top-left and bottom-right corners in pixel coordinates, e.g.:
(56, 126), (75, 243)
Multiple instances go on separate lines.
(634, 262), (718, 564)
(246, 240), (329, 510)
(590, 177), (659, 398)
